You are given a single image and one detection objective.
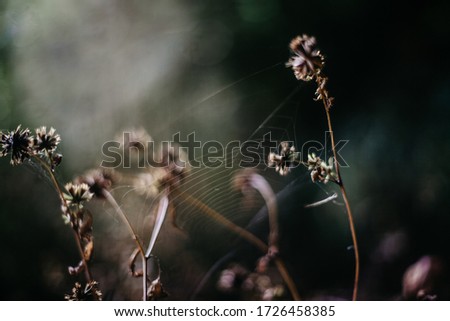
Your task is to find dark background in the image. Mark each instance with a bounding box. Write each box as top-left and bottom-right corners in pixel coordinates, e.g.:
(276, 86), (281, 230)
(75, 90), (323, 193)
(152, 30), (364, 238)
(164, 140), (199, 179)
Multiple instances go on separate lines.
(1, 0), (449, 300)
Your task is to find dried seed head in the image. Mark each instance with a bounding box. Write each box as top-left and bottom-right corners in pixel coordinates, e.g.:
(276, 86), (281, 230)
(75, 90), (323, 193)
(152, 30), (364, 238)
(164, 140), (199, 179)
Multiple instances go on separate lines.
(33, 126), (61, 154)
(0, 125), (33, 165)
(286, 34), (324, 81)
(75, 168), (116, 199)
(307, 153), (336, 184)
(64, 182), (93, 206)
(267, 142), (298, 176)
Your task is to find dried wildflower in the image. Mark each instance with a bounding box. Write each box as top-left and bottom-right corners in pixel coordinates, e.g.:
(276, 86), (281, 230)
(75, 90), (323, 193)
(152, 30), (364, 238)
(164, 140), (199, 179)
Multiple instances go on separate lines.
(64, 182), (93, 207)
(307, 153), (336, 184)
(75, 168), (116, 199)
(267, 142), (298, 176)
(33, 126), (61, 154)
(0, 125), (33, 165)
(65, 281), (102, 301)
(286, 34), (324, 81)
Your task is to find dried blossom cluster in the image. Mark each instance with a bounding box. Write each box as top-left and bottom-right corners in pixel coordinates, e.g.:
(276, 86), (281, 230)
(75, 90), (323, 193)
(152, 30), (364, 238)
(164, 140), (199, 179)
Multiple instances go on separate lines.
(286, 34), (324, 81)
(307, 153), (337, 184)
(1, 125), (103, 300)
(0, 125), (62, 169)
(64, 281), (102, 301)
(268, 142), (298, 176)
(62, 182), (96, 277)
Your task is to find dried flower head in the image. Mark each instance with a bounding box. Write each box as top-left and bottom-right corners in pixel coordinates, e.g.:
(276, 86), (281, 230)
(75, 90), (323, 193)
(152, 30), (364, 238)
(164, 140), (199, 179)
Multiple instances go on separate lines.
(75, 168), (116, 199)
(0, 125), (33, 165)
(33, 126), (61, 154)
(286, 34), (324, 81)
(157, 144), (189, 191)
(115, 127), (153, 168)
(64, 182), (93, 207)
(64, 281), (102, 301)
(307, 153), (336, 184)
(267, 142), (298, 176)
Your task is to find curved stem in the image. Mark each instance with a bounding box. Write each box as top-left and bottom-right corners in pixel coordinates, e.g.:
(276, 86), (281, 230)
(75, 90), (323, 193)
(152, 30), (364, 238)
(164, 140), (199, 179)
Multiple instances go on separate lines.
(175, 190), (301, 300)
(249, 173), (279, 251)
(102, 190), (147, 301)
(321, 94), (360, 301)
(176, 191), (267, 252)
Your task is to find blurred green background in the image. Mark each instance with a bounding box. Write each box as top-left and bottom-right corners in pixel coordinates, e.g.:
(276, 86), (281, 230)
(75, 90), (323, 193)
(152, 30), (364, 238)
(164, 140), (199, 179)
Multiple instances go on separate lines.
(1, 0), (449, 300)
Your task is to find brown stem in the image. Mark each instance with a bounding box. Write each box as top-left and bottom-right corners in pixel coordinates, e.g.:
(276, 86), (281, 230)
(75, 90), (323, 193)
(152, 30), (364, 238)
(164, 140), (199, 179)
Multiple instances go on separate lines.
(103, 190), (147, 301)
(175, 190), (301, 300)
(249, 173), (279, 251)
(33, 156), (93, 284)
(319, 87), (360, 301)
(340, 184), (359, 301)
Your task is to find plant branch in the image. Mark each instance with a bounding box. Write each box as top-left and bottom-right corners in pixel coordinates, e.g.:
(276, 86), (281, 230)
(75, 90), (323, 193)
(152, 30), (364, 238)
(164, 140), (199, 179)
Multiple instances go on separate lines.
(102, 190), (148, 301)
(319, 86), (360, 301)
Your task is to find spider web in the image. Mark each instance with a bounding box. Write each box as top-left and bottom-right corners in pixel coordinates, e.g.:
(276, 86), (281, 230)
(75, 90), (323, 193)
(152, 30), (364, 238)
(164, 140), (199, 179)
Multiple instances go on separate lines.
(133, 64), (338, 246)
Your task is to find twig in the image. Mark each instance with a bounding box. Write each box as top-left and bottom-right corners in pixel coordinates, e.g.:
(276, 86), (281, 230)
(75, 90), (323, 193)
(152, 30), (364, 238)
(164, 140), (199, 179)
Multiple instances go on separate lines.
(304, 193), (338, 208)
(318, 82), (360, 301)
(102, 190), (148, 301)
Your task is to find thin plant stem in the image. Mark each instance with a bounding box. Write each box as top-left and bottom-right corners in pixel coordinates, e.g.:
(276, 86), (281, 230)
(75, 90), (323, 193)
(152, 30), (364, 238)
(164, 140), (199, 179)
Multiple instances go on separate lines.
(175, 190), (301, 300)
(249, 172), (279, 251)
(102, 190), (148, 301)
(319, 88), (360, 301)
(32, 155), (93, 283)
